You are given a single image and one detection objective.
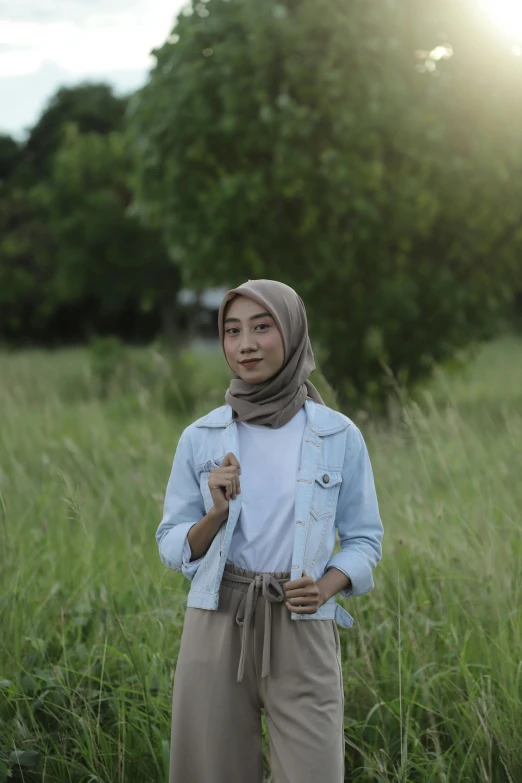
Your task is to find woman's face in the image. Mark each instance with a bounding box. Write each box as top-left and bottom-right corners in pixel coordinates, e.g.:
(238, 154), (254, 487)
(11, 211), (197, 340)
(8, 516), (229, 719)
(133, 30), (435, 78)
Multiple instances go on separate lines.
(223, 295), (285, 383)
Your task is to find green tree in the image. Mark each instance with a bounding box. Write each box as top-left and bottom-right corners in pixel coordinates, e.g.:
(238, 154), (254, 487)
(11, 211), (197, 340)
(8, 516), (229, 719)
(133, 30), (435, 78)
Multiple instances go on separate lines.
(0, 84), (135, 343)
(0, 134), (22, 182)
(129, 0), (522, 409)
(47, 124), (181, 338)
(0, 182), (57, 340)
(24, 83), (128, 180)
(0, 83), (182, 345)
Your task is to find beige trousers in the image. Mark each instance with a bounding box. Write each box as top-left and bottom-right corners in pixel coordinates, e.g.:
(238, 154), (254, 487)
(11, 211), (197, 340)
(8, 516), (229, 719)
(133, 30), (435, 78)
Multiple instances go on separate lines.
(169, 563), (345, 783)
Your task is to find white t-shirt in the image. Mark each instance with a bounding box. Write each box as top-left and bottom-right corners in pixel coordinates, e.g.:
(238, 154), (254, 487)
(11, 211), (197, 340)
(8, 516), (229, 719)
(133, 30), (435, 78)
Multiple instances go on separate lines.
(183, 405), (306, 573)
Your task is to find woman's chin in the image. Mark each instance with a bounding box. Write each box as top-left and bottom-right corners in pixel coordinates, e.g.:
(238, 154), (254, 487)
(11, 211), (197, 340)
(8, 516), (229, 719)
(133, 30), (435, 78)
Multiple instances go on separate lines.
(240, 371), (265, 382)
(238, 366), (269, 382)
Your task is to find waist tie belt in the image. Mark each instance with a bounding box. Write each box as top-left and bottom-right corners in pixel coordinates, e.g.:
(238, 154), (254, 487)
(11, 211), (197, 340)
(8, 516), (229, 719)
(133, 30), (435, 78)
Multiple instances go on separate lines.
(223, 570), (291, 683)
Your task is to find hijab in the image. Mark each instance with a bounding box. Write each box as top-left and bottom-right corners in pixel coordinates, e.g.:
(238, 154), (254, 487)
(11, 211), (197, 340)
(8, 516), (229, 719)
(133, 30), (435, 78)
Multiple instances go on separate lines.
(217, 279), (325, 428)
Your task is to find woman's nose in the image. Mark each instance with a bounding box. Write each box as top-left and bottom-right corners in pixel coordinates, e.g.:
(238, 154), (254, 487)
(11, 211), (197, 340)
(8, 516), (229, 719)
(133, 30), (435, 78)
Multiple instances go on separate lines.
(239, 335), (258, 350)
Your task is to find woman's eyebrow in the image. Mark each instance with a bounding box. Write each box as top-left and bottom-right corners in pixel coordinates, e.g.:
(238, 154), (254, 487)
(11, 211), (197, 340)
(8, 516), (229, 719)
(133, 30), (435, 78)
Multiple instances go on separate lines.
(224, 312), (273, 324)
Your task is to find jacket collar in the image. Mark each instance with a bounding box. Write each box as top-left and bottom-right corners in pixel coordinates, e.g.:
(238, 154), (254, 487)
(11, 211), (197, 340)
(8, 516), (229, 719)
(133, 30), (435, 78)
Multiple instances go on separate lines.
(195, 398), (350, 436)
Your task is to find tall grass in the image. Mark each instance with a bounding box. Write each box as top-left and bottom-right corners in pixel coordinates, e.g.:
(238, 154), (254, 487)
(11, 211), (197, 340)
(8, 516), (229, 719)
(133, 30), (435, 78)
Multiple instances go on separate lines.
(0, 337), (521, 782)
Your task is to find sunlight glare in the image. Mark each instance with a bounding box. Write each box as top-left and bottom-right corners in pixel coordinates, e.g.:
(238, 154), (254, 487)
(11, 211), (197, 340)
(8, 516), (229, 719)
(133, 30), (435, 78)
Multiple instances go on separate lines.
(480, 0), (522, 43)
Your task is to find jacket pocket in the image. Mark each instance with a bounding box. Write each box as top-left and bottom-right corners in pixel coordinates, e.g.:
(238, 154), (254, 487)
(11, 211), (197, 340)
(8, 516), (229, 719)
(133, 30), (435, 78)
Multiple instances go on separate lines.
(310, 468), (342, 521)
(202, 456), (225, 472)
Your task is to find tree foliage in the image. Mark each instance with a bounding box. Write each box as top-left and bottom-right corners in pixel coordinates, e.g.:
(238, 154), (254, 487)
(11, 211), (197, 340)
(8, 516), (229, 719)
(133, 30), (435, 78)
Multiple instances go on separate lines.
(0, 182), (56, 338)
(0, 134), (22, 181)
(0, 86), (179, 344)
(48, 125), (181, 332)
(129, 0), (522, 406)
(25, 83), (128, 179)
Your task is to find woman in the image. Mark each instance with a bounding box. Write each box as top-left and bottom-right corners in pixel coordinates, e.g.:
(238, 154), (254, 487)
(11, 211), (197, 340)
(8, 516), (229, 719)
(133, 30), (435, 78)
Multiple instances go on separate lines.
(156, 279), (384, 783)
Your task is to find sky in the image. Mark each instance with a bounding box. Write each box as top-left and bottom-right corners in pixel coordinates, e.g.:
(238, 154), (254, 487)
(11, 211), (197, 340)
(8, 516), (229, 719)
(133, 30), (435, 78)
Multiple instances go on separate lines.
(0, 0), (187, 138)
(2, 1), (522, 140)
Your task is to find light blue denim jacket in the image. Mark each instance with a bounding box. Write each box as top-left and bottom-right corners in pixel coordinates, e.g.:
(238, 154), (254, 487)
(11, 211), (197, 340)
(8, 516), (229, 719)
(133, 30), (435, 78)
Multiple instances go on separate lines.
(155, 399), (383, 628)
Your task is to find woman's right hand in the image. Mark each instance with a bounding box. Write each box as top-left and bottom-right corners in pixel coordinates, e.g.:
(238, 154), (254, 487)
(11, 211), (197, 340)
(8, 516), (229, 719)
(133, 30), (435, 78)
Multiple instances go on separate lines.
(208, 452), (241, 519)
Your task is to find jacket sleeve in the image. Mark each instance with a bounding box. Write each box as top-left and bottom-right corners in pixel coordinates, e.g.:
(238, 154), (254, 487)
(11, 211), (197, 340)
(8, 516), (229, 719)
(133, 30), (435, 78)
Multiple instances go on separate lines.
(325, 424), (383, 598)
(155, 427), (206, 580)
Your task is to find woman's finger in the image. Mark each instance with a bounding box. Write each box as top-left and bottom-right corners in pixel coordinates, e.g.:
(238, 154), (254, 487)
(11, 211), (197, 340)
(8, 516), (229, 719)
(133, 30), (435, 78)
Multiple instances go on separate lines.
(221, 452), (241, 471)
(286, 596), (317, 606)
(284, 585), (317, 598)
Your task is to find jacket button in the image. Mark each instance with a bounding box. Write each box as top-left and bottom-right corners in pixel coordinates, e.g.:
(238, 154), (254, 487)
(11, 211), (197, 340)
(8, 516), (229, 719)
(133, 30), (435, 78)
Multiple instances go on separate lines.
(322, 474), (330, 484)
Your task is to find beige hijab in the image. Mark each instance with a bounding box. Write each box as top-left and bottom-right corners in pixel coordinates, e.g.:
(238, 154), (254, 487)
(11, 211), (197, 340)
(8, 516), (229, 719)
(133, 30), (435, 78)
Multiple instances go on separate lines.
(217, 279), (325, 428)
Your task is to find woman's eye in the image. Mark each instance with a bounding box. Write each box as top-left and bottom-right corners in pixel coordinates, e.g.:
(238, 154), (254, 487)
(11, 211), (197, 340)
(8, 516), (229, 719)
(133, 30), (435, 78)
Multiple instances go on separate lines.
(226, 324), (269, 335)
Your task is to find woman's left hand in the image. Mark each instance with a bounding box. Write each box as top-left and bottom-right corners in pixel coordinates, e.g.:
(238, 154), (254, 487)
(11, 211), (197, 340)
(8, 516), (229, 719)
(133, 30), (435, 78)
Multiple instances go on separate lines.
(283, 570), (326, 614)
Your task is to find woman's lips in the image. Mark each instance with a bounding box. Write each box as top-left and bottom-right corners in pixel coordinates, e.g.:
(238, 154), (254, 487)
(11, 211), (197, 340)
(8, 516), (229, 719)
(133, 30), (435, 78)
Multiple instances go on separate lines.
(241, 359), (262, 367)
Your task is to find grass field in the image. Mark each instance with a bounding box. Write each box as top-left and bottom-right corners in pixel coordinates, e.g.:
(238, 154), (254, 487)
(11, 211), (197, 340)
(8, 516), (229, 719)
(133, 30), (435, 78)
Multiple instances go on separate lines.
(1, 335), (521, 782)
